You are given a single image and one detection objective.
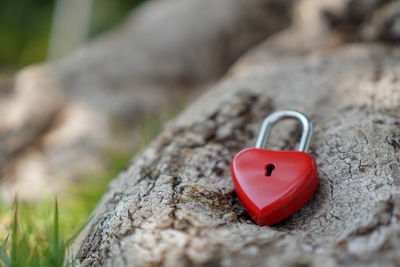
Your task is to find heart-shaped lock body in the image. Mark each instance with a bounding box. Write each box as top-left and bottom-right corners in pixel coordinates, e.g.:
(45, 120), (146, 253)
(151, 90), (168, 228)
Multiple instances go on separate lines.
(230, 110), (319, 226)
(231, 148), (319, 226)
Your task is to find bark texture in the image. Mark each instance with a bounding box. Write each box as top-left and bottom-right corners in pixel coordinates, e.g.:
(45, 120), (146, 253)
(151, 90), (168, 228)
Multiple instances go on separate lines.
(71, 1), (400, 265)
(1, 0), (399, 265)
(71, 34), (400, 265)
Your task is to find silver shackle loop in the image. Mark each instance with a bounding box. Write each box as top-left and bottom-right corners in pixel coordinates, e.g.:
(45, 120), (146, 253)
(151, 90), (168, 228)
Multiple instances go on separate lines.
(255, 110), (313, 153)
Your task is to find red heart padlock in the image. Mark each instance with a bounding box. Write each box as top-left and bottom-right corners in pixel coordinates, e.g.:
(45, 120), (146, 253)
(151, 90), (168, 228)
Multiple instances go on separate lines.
(231, 110), (319, 226)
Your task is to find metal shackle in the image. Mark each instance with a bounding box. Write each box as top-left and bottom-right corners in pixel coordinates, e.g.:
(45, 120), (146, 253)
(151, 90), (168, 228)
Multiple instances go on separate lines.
(255, 110), (313, 153)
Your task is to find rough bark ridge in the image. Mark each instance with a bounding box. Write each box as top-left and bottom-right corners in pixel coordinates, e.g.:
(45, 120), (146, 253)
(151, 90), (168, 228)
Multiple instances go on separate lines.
(72, 39), (400, 266)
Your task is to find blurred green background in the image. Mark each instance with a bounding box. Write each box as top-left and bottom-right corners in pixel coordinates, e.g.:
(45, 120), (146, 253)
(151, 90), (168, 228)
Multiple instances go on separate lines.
(0, 0), (144, 73)
(0, 1), (154, 265)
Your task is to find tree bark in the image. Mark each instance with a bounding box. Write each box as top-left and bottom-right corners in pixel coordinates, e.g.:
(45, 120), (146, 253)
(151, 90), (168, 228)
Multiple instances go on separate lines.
(71, 28), (400, 265)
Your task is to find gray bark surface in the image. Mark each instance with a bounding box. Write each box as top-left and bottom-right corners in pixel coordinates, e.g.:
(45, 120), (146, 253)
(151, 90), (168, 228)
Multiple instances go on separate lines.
(71, 36), (400, 265)
(0, 66), (65, 172)
(53, 0), (295, 119)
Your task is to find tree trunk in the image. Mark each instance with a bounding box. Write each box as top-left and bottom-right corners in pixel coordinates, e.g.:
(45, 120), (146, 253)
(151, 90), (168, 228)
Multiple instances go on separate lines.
(71, 22), (400, 266)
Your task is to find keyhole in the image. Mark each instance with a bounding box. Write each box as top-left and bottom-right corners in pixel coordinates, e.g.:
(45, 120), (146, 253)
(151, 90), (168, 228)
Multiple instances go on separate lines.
(265, 164), (275, 177)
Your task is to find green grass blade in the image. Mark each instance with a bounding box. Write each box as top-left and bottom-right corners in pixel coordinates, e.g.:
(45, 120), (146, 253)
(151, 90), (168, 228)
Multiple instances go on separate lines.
(0, 250), (11, 267)
(1, 234), (9, 251)
(54, 198), (59, 250)
(51, 198), (64, 267)
(10, 198), (18, 266)
(0, 234), (10, 266)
